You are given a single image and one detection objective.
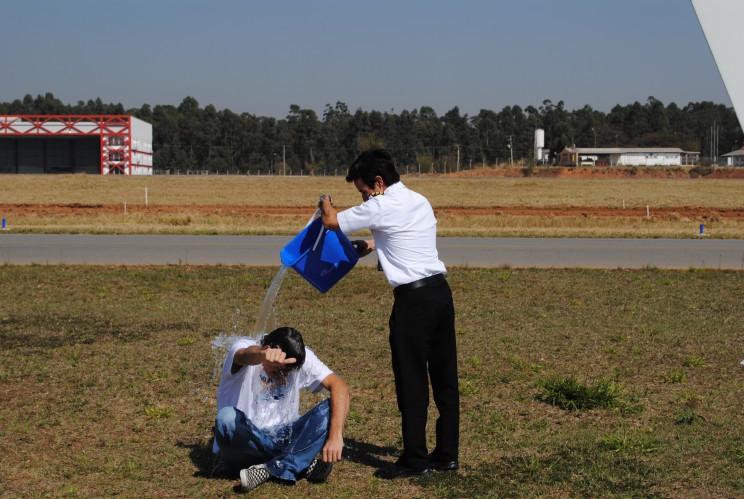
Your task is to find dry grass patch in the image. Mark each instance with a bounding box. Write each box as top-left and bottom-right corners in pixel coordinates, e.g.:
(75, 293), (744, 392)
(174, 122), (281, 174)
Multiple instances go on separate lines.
(2, 174), (744, 209)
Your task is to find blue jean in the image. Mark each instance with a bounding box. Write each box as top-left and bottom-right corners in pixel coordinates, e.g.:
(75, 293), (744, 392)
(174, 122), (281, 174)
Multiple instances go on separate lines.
(214, 399), (331, 481)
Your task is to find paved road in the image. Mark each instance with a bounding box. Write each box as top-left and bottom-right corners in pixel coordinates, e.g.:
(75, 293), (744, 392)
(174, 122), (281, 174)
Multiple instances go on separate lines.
(1, 234), (743, 269)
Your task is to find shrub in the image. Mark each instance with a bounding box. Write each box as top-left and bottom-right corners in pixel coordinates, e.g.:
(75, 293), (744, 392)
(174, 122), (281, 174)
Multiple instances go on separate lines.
(689, 165), (713, 178)
(537, 374), (621, 411)
(675, 408), (705, 425)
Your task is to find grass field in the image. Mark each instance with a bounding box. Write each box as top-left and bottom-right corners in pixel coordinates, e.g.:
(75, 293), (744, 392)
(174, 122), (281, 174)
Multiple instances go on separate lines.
(1, 174), (744, 238)
(1, 265), (742, 497)
(1, 173), (742, 497)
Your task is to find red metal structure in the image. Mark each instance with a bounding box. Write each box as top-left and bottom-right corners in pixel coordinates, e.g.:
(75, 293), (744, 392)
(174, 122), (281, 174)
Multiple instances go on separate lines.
(0, 115), (152, 175)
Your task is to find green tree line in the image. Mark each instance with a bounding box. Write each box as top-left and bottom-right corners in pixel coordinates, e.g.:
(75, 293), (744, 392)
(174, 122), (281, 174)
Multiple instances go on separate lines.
(1, 92), (741, 173)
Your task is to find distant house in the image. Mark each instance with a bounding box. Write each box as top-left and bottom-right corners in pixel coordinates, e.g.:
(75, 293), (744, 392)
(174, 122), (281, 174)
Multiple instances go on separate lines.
(722, 147), (744, 166)
(558, 147), (699, 167)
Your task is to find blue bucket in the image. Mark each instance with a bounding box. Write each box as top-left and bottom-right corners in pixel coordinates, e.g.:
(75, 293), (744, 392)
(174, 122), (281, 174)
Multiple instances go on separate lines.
(280, 217), (359, 293)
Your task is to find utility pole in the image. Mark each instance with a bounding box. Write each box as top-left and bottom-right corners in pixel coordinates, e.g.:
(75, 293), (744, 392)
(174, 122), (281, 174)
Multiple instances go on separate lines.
(283, 145), (286, 175)
(456, 144), (460, 172)
(508, 136), (513, 166)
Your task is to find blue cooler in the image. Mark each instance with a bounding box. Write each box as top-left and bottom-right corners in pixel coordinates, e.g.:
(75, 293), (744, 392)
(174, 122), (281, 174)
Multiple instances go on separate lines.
(280, 217), (359, 293)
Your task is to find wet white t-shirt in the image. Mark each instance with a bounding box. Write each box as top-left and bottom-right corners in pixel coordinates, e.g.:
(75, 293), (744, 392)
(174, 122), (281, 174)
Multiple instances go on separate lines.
(213, 337), (332, 453)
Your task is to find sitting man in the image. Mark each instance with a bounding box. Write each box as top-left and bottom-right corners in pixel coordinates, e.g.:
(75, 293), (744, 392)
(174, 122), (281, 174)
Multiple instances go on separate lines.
(213, 326), (350, 492)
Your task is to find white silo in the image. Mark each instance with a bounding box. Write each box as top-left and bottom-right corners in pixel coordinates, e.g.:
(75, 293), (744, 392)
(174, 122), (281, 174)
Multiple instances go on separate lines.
(534, 128), (545, 162)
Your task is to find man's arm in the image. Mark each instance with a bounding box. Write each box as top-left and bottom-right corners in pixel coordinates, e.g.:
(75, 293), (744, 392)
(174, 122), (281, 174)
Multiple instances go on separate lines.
(231, 345), (296, 374)
(319, 373), (350, 463)
(319, 195), (340, 231)
(319, 195), (375, 258)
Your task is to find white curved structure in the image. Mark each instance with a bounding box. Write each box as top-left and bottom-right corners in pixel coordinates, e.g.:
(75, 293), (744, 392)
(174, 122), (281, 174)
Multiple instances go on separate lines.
(692, 0), (744, 129)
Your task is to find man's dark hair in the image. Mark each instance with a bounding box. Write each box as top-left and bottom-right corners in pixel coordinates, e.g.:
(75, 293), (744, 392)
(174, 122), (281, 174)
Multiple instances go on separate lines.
(261, 327), (306, 370)
(346, 148), (401, 188)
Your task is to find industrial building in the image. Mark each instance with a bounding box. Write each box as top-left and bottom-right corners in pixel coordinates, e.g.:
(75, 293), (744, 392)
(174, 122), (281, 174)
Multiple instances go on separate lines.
(0, 115), (152, 175)
(558, 147), (700, 167)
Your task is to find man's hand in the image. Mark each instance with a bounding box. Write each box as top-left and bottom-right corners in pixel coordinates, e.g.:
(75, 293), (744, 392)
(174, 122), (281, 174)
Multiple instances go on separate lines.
(261, 346), (296, 372)
(322, 434), (344, 463)
(319, 194), (340, 230)
(353, 239), (375, 257)
(319, 373), (349, 463)
(318, 194), (333, 209)
(351, 239), (367, 255)
(351, 239), (374, 257)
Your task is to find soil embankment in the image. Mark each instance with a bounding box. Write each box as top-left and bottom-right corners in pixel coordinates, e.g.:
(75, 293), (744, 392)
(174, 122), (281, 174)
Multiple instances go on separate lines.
(444, 166), (744, 179)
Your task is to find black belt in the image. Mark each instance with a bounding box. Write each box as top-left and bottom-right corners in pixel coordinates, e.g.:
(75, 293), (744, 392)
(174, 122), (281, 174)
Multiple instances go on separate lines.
(394, 273), (446, 298)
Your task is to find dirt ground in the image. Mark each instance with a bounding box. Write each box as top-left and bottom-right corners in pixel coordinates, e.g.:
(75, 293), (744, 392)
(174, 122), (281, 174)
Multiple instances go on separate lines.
(2, 203), (743, 220)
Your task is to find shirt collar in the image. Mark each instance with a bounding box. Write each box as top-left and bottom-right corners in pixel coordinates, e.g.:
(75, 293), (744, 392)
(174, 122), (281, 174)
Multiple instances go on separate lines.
(384, 181), (404, 194)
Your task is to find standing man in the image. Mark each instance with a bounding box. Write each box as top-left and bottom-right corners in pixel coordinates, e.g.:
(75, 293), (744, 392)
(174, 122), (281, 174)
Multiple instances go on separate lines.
(213, 326), (350, 492)
(319, 148), (459, 479)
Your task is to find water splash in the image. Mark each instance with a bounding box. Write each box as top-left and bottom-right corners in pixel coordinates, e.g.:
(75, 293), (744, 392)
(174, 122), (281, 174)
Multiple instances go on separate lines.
(210, 308), (245, 384)
(211, 211), (318, 443)
(211, 265), (290, 383)
(248, 265), (299, 442)
(251, 368), (300, 444)
(253, 265), (289, 336)
(250, 209), (316, 336)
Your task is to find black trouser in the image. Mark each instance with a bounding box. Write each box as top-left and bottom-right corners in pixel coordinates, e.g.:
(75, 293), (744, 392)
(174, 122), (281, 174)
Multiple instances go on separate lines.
(389, 279), (459, 470)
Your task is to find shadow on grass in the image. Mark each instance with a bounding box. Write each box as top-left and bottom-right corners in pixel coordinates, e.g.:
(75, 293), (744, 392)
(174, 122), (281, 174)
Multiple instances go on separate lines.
(179, 438), (234, 480)
(174, 437), (658, 496)
(179, 437), (399, 478)
(342, 438), (399, 469)
(417, 449), (655, 497)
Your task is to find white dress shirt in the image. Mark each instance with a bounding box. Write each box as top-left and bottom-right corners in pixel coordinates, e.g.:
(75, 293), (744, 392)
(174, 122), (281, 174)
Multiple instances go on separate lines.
(337, 181), (446, 287)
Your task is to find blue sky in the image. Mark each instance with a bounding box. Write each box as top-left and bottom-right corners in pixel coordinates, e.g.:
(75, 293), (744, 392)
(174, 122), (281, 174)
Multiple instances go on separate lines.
(0, 0), (730, 118)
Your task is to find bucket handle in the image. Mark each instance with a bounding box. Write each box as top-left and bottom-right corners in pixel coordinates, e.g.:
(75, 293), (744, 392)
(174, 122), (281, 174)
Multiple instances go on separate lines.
(309, 208), (326, 251)
(306, 208), (321, 228)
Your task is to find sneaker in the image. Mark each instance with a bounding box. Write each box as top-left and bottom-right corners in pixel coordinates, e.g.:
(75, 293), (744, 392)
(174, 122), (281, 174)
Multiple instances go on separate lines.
(304, 457), (333, 483)
(239, 464), (270, 492)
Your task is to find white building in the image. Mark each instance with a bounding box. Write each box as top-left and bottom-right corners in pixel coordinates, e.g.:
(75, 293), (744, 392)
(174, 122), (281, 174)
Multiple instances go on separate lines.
(559, 147), (699, 167)
(722, 147), (744, 166)
(0, 115), (153, 175)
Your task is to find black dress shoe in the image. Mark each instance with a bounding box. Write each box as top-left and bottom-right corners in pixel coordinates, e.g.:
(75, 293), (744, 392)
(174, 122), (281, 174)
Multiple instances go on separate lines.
(430, 459), (459, 471)
(374, 464), (432, 480)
